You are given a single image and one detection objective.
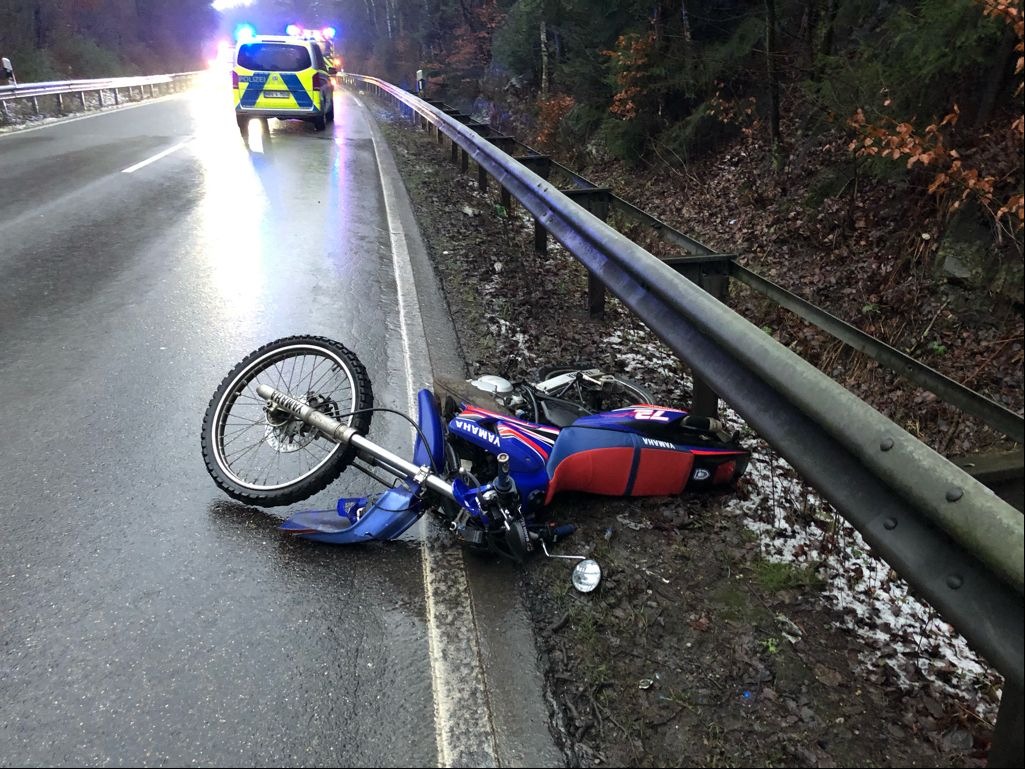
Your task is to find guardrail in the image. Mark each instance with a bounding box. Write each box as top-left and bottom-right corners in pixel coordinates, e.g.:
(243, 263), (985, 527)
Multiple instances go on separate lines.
(345, 74), (1024, 765)
(0, 72), (201, 123)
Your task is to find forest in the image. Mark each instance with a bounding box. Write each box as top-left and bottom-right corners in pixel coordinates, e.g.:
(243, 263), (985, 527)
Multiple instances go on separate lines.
(0, 1), (219, 78)
(2, 1), (1022, 252)
(343, 0), (1024, 243)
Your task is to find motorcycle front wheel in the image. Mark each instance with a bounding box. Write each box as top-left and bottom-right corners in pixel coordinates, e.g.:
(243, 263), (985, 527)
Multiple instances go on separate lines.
(201, 336), (373, 507)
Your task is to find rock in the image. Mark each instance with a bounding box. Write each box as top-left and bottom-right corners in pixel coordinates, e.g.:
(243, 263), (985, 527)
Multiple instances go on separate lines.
(813, 663), (844, 688)
(940, 728), (973, 753)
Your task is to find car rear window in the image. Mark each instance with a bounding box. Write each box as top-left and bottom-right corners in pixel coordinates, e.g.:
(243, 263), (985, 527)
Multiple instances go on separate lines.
(237, 43), (311, 72)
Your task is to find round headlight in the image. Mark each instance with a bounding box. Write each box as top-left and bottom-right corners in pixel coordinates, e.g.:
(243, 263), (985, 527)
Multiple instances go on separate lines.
(571, 559), (602, 593)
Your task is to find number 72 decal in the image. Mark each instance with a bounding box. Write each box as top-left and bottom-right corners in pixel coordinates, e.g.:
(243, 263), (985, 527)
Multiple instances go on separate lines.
(633, 408), (670, 421)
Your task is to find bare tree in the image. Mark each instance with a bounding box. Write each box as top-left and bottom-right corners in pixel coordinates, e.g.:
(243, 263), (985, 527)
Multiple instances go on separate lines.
(765, 0), (782, 166)
(540, 17), (550, 97)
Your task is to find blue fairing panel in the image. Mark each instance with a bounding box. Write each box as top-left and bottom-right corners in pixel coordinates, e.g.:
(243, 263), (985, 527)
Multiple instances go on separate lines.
(278, 389), (441, 545)
(413, 388), (445, 471)
(280, 487), (424, 544)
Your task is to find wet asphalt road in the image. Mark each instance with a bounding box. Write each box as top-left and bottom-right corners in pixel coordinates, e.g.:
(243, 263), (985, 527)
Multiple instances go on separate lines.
(0, 78), (439, 766)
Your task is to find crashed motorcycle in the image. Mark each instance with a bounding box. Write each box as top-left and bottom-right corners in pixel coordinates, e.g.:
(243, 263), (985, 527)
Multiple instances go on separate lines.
(200, 336), (749, 590)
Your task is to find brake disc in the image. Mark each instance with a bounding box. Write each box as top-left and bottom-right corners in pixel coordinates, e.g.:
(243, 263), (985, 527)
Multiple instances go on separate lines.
(264, 392), (339, 453)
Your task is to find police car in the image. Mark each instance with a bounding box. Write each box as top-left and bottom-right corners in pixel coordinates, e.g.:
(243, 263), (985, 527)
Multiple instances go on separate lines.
(233, 34), (336, 132)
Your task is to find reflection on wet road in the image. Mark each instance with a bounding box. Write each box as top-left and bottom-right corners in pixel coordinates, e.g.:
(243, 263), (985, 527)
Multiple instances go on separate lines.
(0, 75), (437, 766)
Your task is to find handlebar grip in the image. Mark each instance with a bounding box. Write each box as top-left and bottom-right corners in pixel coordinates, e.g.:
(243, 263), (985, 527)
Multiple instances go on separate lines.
(548, 523), (576, 540)
(494, 452), (515, 494)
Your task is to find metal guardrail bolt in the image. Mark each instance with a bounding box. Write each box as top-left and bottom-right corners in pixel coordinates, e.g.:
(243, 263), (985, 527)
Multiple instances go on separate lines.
(880, 437), (894, 451)
(946, 487), (964, 502)
(946, 574), (964, 589)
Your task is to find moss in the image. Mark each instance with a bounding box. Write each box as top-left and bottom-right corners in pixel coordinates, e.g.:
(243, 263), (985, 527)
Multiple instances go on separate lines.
(752, 559), (822, 592)
(710, 582), (752, 621)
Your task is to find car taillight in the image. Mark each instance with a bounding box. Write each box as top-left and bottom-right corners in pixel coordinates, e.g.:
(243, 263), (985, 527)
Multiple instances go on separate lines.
(231, 71), (239, 89)
(712, 460), (737, 485)
(312, 72), (328, 90)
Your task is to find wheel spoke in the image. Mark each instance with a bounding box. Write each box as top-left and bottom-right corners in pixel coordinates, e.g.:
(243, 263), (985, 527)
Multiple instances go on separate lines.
(212, 344), (361, 492)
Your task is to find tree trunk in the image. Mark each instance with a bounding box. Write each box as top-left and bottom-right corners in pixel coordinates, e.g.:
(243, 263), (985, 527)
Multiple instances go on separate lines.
(800, 1), (817, 70)
(540, 19), (550, 98)
(681, 0), (694, 91)
(384, 0), (394, 40)
(680, 1), (692, 45)
(819, 0), (838, 59)
(974, 27), (1017, 128)
(765, 0), (783, 166)
(364, 0), (379, 34)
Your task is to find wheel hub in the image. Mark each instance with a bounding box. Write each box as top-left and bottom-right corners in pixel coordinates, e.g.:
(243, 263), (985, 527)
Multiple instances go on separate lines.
(263, 392), (341, 453)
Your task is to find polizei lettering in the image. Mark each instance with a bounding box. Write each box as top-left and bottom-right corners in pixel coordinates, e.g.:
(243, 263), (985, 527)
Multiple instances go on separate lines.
(453, 419), (501, 447)
(642, 437), (677, 450)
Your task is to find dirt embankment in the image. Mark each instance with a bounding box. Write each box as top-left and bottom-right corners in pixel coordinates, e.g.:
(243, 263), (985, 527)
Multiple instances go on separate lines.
(372, 96), (1006, 768)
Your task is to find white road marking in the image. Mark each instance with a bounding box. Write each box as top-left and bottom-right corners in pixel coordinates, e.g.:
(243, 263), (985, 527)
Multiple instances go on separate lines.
(121, 139), (192, 174)
(364, 95), (499, 768)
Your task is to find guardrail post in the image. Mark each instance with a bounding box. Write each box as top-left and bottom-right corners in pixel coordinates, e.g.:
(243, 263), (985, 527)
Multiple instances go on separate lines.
(514, 155), (553, 254)
(989, 683), (1024, 768)
(562, 188), (613, 318)
(486, 136), (521, 213)
(114, 88), (120, 105)
(661, 254), (734, 417)
(952, 450), (1024, 513)
(80, 91), (86, 110)
(692, 269), (729, 417)
(56, 93), (64, 112)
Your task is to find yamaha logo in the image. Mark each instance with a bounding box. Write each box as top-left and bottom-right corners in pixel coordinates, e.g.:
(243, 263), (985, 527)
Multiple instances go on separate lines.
(453, 419), (501, 447)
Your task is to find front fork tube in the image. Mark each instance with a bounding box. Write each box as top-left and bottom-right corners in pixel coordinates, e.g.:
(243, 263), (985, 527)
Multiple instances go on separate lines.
(257, 383), (456, 500)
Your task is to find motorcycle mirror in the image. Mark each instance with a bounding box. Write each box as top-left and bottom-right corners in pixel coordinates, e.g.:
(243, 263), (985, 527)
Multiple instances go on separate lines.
(571, 559), (602, 593)
(539, 541), (602, 593)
